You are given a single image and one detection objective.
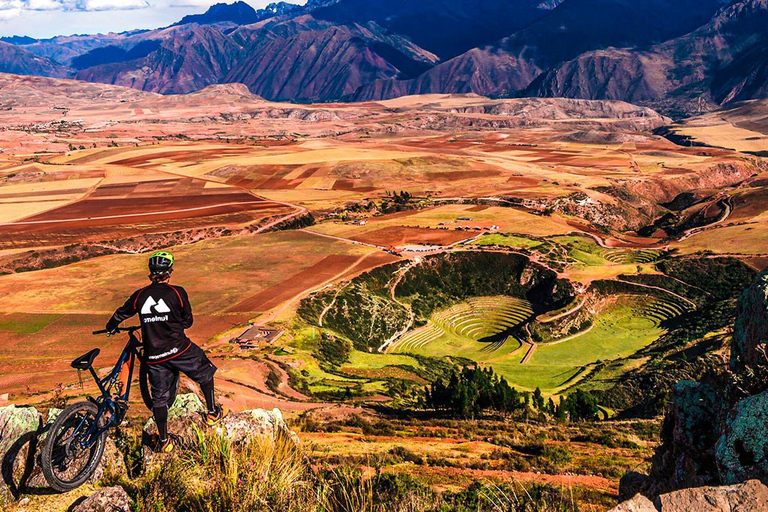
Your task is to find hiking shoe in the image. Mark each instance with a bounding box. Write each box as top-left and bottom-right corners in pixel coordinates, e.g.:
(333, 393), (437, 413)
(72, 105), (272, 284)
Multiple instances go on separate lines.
(155, 437), (174, 454)
(205, 405), (228, 426)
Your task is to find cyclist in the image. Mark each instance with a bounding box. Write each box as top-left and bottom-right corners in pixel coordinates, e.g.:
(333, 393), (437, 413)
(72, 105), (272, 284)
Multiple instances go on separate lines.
(106, 250), (227, 453)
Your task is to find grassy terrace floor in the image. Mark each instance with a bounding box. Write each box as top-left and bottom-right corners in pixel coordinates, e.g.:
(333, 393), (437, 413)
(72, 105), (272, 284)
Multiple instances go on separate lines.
(393, 297), (665, 393)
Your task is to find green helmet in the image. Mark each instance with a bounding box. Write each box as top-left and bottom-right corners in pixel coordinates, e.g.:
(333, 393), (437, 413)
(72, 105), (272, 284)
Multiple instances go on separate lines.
(148, 251), (174, 275)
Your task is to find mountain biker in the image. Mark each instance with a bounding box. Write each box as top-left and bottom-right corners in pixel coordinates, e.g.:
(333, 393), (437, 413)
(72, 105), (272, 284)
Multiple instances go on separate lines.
(106, 250), (228, 453)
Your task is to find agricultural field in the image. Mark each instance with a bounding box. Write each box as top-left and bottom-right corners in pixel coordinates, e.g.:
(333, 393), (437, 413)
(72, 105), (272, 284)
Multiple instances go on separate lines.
(0, 230), (378, 397)
(391, 294), (687, 393)
(1, 74), (767, 508)
(1, 78), (764, 405)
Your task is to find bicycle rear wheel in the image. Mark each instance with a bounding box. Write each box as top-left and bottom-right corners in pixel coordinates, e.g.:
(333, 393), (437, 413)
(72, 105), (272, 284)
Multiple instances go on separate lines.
(41, 401), (107, 492)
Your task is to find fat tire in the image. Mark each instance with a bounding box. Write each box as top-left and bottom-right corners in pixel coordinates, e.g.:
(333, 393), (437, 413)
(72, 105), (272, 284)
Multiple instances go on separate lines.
(41, 401), (107, 492)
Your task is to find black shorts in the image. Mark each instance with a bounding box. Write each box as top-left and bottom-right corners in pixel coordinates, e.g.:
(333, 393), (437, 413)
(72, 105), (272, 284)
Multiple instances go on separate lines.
(146, 342), (217, 409)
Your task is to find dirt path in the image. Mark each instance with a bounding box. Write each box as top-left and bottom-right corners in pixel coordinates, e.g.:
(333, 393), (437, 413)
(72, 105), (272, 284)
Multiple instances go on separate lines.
(265, 356), (312, 401)
(520, 341), (537, 364)
(299, 228), (387, 250)
(242, 251), (380, 330)
(318, 282), (349, 326)
(538, 296), (587, 323)
(541, 322), (596, 346)
(378, 259), (422, 352)
(615, 277), (698, 309)
(678, 196), (732, 242)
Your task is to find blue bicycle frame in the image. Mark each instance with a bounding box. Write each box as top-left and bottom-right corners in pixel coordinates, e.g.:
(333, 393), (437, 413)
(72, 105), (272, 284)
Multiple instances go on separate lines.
(75, 327), (142, 449)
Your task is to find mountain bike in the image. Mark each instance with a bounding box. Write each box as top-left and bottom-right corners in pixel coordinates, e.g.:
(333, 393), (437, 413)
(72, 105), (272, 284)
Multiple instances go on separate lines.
(40, 326), (177, 492)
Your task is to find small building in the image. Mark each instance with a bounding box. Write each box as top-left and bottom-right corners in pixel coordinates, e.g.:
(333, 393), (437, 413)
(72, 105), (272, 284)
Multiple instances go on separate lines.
(232, 326), (284, 350)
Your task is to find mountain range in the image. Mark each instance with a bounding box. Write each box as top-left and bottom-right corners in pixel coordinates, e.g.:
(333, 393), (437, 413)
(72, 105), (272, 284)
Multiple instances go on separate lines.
(2, 0), (767, 116)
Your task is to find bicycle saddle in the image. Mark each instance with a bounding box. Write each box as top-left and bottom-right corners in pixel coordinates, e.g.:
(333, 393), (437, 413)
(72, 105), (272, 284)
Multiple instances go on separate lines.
(71, 348), (100, 370)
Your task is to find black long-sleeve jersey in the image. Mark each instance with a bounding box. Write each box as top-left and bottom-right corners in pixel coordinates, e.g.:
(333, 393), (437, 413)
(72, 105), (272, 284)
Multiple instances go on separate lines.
(108, 282), (193, 364)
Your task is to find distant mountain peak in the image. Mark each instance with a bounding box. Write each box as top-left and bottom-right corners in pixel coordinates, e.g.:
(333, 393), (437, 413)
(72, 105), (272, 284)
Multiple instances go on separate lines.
(174, 1), (300, 27)
(0, 36), (38, 45)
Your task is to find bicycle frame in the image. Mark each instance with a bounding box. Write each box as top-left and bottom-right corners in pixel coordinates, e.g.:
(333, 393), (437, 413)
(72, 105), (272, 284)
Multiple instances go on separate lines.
(76, 329), (142, 449)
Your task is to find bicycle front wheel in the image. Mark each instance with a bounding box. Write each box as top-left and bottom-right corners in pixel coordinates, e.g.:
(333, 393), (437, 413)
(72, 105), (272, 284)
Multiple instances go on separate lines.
(41, 401), (107, 492)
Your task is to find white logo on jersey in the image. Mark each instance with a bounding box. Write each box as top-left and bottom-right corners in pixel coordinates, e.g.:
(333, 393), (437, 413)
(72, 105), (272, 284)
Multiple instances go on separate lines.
(141, 296), (171, 315)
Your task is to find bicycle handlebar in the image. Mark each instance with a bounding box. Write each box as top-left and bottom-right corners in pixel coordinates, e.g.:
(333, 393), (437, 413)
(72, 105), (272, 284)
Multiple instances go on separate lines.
(92, 326), (141, 335)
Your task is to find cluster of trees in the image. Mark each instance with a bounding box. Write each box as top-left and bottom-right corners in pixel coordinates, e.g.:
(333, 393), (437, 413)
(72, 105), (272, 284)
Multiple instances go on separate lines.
(426, 367), (525, 419)
(425, 367), (600, 422)
(315, 333), (352, 367)
(380, 190), (415, 213)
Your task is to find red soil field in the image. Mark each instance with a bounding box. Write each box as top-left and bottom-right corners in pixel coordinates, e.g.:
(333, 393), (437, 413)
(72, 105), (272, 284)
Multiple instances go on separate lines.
(0, 176), (293, 247)
(0, 207), (289, 249)
(14, 194), (269, 223)
(110, 147), (254, 167)
(352, 226), (474, 246)
(227, 254), (361, 313)
(0, 312), (250, 398)
(342, 251), (400, 276)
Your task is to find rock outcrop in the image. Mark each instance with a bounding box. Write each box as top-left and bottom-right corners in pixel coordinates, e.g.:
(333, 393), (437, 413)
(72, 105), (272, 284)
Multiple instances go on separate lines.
(142, 393), (298, 469)
(716, 391), (768, 484)
(0, 405), (41, 499)
(611, 480), (768, 512)
(72, 485), (132, 512)
(1, 393), (297, 506)
(615, 271), (768, 507)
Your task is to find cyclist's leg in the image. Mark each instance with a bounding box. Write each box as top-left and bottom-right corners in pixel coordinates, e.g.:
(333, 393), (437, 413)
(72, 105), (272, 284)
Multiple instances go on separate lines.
(146, 362), (177, 443)
(169, 343), (220, 416)
(200, 377), (216, 414)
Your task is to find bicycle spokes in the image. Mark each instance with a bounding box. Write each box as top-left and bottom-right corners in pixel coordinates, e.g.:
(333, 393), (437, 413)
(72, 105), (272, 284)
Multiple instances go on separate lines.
(47, 406), (101, 485)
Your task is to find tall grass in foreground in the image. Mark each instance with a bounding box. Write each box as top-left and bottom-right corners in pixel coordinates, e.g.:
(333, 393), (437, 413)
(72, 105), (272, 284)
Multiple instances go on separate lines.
(128, 426), (319, 511)
(111, 426), (585, 511)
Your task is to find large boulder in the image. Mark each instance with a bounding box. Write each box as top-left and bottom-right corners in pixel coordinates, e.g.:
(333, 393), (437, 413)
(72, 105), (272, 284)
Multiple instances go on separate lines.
(216, 408), (299, 445)
(608, 494), (657, 512)
(656, 479), (768, 511)
(730, 272), (768, 392)
(72, 485), (132, 512)
(610, 480), (768, 511)
(142, 393), (298, 468)
(717, 391), (768, 485)
(649, 380), (721, 492)
(0, 405), (42, 499)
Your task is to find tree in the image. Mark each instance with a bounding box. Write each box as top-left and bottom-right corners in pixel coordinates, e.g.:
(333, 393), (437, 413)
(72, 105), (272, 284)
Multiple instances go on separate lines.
(562, 389), (600, 422)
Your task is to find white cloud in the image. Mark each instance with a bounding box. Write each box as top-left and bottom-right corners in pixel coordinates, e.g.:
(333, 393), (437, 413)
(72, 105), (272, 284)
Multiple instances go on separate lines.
(79, 0), (148, 11)
(26, 0), (61, 10)
(0, 7), (21, 20)
(0, 0), (307, 37)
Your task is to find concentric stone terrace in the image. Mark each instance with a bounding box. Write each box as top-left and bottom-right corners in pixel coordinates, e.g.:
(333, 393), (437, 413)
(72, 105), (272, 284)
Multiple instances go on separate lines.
(394, 296), (534, 352)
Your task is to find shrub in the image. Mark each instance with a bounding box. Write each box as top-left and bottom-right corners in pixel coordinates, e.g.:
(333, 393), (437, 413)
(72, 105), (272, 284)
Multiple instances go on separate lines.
(316, 335), (353, 367)
(129, 426), (317, 511)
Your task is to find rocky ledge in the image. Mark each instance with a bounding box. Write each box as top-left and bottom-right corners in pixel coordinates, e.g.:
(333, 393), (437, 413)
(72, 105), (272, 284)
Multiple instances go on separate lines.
(1, 393), (296, 508)
(614, 271), (768, 509)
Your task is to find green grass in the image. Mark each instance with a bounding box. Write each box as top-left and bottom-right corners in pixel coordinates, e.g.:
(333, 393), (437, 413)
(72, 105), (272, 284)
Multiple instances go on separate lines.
(601, 249), (661, 264)
(394, 296), (533, 353)
(0, 313), (62, 334)
(345, 350), (422, 371)
(395, 296), (668, 393)
(472, 233), (544, 250)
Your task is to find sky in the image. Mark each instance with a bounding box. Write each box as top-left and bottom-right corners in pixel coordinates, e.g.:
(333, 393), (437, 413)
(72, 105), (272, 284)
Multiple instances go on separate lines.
(0, 0), (305, 38)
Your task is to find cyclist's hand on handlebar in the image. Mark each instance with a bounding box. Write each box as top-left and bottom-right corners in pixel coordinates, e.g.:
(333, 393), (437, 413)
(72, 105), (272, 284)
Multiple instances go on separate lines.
(105, 321), (119, 336)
